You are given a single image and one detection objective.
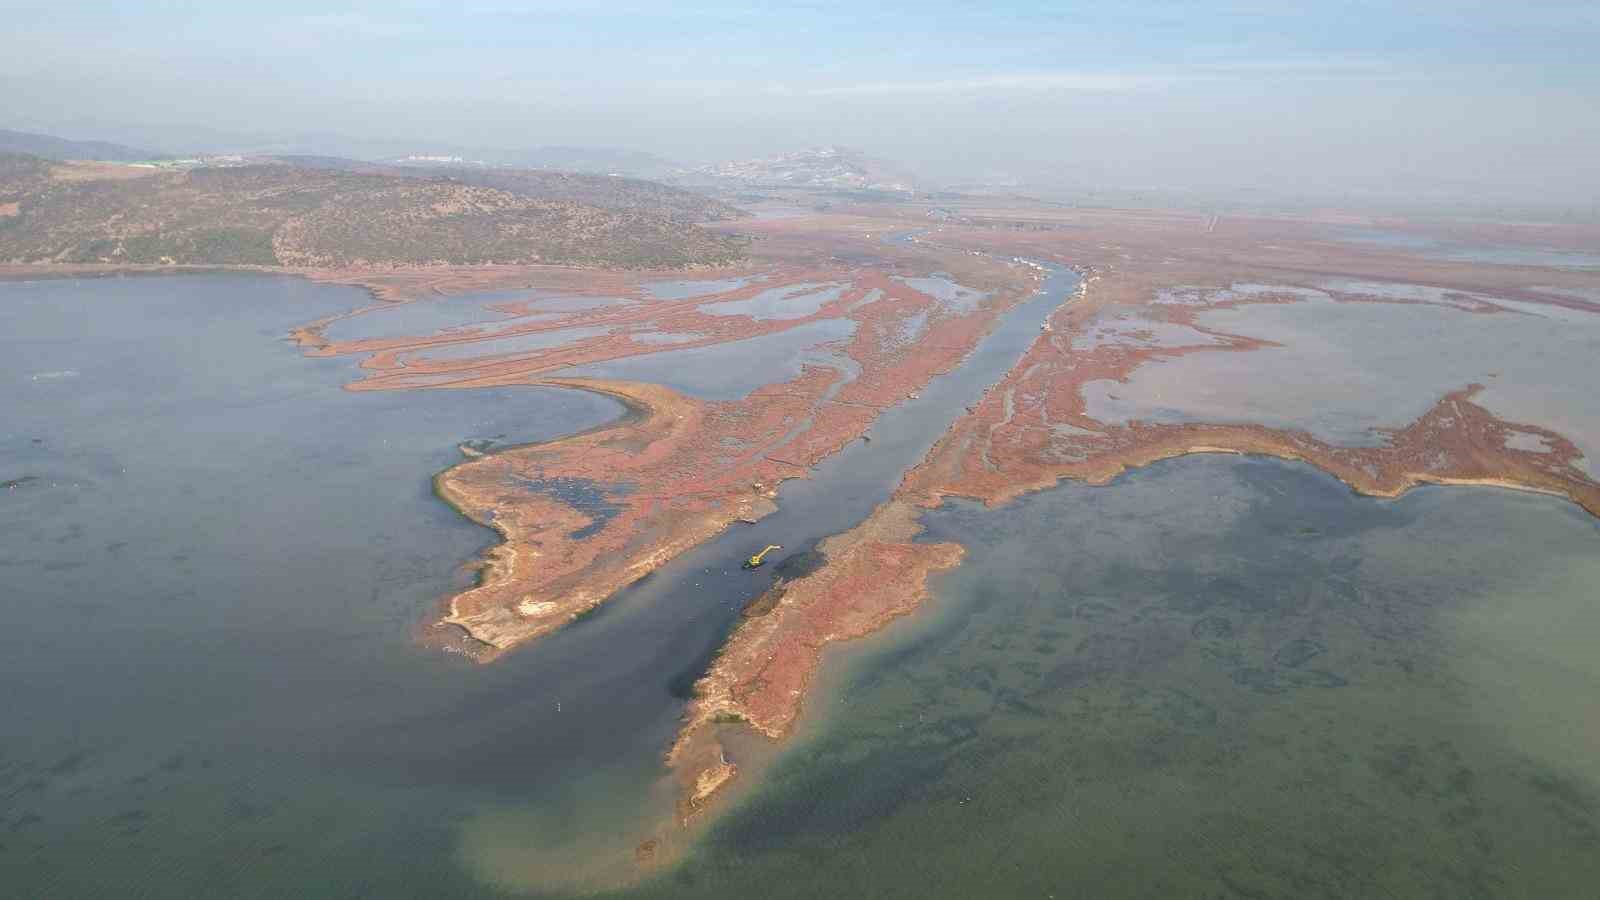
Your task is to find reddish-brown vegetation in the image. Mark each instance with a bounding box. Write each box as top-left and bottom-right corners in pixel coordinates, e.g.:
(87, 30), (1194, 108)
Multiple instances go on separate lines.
(669, 500), (963, 817)
(668, 207), (1600, 817)
(298, 224), (1037, 657)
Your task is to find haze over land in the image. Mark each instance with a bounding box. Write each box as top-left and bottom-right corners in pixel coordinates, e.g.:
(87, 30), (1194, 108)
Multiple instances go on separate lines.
(5, 2), (1599, 215)
(6, 4), (1600, 898)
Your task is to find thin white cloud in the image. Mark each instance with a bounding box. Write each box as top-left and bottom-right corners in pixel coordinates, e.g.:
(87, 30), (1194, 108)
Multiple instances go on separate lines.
(1187, 57), (1398, 73)
(771, 58), (1412, 99)
(794, 72), (1164, 97)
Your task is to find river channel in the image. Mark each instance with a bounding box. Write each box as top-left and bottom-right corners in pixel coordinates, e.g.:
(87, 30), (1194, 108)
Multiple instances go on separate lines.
(0, 263), (1077, 896)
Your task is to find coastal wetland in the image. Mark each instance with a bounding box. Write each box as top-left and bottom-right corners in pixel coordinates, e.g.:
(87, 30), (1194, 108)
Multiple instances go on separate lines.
(3, 261), (1598, 898)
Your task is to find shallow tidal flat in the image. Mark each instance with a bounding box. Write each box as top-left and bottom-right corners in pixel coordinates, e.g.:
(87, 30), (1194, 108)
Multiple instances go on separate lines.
(7, 240), (1599, 897)
(307, 255), (1044, 659)
(1084, 280), (1600, 473)
(625, 455), (1600, 899)
(651, 254), (1600, 896)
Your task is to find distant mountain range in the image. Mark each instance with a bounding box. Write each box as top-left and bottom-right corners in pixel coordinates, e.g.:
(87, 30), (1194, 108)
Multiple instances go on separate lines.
(374, 147), (679, 177)
(493, 146), (679, 178)
(289, 143), (682, 178)
(686, 146), (921, 193)
(169, 133), (682, 178)
(3, 127), (929, 197)
(3, 125), (690, 178)
(0, 129), (164, 162)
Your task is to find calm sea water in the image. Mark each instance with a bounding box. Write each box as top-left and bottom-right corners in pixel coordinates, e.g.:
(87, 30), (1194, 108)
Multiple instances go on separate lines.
(0, 275), (625, 897)
(1327, 227), (1600, 269)
(625, 456), (1600, 899)
(1083, 286), (1600, 473)
(8, 275), (1596, 898)
(0, 268), (1079, 896)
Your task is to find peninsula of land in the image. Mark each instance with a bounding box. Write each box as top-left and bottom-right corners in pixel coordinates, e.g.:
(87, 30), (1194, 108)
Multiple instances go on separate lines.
(665, 202), (1600, 817)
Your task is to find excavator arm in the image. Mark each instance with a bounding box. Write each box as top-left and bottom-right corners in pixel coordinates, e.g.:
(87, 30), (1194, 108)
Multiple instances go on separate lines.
(743, 544), (782, 569)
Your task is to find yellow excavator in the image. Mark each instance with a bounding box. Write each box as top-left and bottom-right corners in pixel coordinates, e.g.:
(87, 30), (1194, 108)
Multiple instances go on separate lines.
(742, 544), (782, 569)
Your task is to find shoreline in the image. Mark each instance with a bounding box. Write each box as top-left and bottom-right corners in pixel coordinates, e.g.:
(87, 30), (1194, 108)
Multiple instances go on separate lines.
(665, 265), (1600, 819)
(400, 254), (1045, 659)
(428, 376), (787, 658)
(927, 386), (1600, 521)
(0, 258), (756, 304)
(666, 432), (1600, 817)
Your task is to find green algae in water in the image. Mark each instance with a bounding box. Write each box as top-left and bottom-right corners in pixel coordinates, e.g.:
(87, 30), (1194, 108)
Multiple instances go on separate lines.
(621, 455), (1600, 900)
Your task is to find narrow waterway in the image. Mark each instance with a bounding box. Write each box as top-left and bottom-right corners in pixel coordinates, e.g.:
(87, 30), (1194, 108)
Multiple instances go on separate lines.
(0, 263), (1077, 897)
(448, 262), (1080, 890)
(621, 455), (1600, 899)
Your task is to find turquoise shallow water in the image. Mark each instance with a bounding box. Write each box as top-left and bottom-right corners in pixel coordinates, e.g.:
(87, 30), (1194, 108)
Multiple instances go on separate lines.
(618, 456), (1600, 899)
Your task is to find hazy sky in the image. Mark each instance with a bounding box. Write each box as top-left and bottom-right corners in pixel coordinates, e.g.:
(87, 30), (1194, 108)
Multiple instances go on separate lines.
(5, 1), (1598, 203)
